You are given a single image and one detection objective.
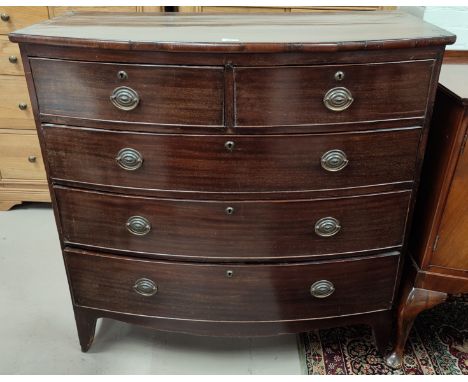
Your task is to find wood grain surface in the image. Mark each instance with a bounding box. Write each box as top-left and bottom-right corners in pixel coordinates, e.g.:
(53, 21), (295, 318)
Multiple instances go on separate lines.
(0, 131), (46, 180)
(9, 11), (453, 349)
(0, 35), (22, 75)
(430, 112), (468, 271)
(55, 187), (411, 261)
(235, 60), (434, 126)
(30, 58), (224, 127)
(0, 6), (49, 35)
(388, 65), (468, 368)
(65, 248), (399, 322)
(42, 124), (421, 194)
(410, 82), (468, 273)
(9, 11), (455, 52)
(0, 74), (35, 129)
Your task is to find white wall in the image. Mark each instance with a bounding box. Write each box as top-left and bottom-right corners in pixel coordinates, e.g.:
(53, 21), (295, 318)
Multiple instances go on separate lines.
(401, 6), (468, 50)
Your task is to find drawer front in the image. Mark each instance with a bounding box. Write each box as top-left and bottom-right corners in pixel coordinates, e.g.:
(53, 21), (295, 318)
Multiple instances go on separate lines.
(0, 35), (23, 75)
(0, 132), (46, 180)
(30, 58), (224, 127)
(56, 187), (410, 260)
(66, 249), (399, 321)
(0, 75), (35, 129)
(0, 6), (49, 34)
(43, 125), (421, 193)
(235, 60), (434, 126)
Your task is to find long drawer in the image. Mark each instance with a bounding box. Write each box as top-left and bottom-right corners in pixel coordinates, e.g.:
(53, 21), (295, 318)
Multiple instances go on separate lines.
(55, 187), (411, 260)
(30, 58), (225, 127)
(65, 248), (399, 322)
(43, 124), (421, 193)
(235, 60), (434, 126)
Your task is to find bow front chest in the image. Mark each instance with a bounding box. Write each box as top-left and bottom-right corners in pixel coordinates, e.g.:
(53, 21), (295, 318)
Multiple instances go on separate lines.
(9, 11), (455, 352)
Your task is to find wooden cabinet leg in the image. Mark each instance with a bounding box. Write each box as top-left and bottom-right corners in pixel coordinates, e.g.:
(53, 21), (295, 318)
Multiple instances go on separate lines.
(74, 307), (98, 352)
(385, 286), (447, 369)
(372, 311), (393, 355)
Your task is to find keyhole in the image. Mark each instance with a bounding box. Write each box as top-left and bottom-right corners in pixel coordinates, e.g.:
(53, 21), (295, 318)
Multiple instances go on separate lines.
(225, 141), (235, 152)
(117, 70), (128, 80)
(225, 206), (235, 215)
(334, 71), (345, 81)
(226, 270), (234, 278)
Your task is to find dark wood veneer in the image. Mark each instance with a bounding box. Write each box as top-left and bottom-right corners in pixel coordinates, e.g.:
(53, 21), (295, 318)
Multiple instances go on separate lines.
(43, 124), (421, 194)
(56, 186), (411, 261)
(235, 61), (434, 126)
(38, 114), (426, 135)
(9, 12), (455, 52)
(10, 11), (454, 354)
(65, 248), (399, 322)
(30, 58), (225, 127)
(22, 41), (444, 66)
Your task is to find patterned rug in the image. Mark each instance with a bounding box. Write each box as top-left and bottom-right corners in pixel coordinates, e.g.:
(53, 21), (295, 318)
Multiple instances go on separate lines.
(301, 294), (468, 374)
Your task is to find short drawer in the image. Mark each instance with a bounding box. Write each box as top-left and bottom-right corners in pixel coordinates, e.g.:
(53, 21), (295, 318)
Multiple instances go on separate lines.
(56, 187), (410, 260)
(43, 125), (421, 193)
(235, 60), (434, 127)
(65, 249), (399, 322)
(0, 75), (35, 129)
(0, 35), (23, 75)
(0, 6), (49, 34)
(30, 58), (224, 127)
(0, 132), (46, 180)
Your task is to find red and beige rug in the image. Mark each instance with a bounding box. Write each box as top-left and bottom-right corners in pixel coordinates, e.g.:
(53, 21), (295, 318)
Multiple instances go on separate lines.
(301, 295), (468, 375)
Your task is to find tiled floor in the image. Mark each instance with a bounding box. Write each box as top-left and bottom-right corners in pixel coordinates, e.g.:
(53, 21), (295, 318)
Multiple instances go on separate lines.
(0, 203), (304, 374)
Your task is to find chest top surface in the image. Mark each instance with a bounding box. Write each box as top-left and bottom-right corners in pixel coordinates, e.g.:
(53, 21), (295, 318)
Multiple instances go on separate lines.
(9, 11), (455, 53)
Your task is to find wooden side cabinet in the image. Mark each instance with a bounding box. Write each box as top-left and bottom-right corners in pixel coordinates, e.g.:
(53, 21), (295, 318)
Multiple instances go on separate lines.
(386, 63), (468, 369)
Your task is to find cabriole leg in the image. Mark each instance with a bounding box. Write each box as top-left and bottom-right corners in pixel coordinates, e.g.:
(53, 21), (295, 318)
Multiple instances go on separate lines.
(385, 286), (446, 369)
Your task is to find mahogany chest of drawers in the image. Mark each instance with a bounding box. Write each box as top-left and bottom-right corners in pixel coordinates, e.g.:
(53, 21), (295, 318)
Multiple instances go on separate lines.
(10, 11), (455, 353)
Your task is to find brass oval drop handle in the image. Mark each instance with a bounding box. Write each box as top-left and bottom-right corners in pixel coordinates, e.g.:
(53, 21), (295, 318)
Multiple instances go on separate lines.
(323, 87), (353, 112)
(126, 216), (151, 236)
(310, 280), (335, 298)
(133, 278), (158, 297)
(110, 86), (140, 111)
(115, 148), (143, 171)
(314, 217), (341, 237)
(1, 13), (10, 22)
(321, 149), (349, 172)
(9, 55), (17, 64)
